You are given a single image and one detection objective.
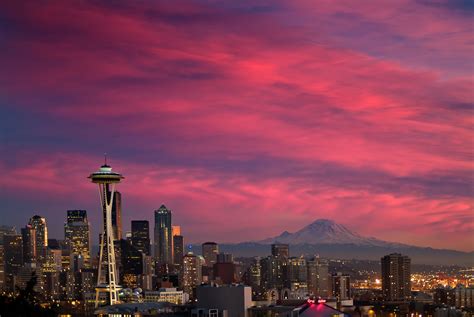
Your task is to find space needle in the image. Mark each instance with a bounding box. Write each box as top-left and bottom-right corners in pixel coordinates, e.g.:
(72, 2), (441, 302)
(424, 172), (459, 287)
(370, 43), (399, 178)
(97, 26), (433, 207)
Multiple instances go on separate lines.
(89, 157), (124, 307)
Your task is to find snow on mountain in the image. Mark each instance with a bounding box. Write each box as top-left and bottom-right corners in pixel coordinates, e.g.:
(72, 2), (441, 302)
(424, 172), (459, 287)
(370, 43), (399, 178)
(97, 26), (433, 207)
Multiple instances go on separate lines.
(259, 219), (405, 247)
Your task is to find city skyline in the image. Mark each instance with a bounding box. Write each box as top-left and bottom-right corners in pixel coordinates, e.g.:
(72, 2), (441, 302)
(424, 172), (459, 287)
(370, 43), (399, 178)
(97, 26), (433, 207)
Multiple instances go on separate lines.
(1, 1), (473, 252)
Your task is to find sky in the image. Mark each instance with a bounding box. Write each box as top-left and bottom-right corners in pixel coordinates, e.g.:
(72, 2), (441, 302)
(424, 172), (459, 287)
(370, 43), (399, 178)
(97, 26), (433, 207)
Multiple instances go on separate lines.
(0, 0), (473, 251)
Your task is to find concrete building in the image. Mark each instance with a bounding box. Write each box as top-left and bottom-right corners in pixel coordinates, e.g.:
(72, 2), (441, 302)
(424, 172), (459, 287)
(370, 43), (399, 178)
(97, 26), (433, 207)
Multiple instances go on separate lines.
(331, 272), (351, 300)
(29, 215), (48, 264)
(131, 220), (150, 256)
(154, 205), (172, 265)
(196, 284), (252, 317)
(173, 235), (184, 268)
(202, 242), (219, 267)
(307, 257), (329, 297)
(64, 210), (91, 267)
(271, 244), (289, 259)
(381, 253), (411, 302)
(143, 287), (187, 305)
(183, 252), (202, 296)
(454, 285), (473, 308)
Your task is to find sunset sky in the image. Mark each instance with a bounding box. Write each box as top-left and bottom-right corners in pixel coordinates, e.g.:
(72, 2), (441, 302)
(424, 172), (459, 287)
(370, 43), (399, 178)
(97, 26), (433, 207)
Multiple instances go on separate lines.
(0, 0), (472, 251)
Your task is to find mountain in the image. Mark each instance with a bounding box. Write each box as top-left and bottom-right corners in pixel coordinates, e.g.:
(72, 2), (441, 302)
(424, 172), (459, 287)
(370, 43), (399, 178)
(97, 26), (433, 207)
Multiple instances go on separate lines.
(192, 219), (473, 266)
(258, 219), (405, 247)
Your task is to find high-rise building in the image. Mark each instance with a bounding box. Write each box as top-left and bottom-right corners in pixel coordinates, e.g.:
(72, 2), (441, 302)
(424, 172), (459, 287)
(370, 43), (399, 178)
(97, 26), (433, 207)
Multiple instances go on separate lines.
(29, 215), (48, 264)
(271, 244), (289, 259)
(202, 242), (219, 267)
(131, 220), (150, 256)
(213, 262), (236, 285)
(245, 257), (261, 289)
(4, 234), (23, 291)
(288, 256), (307, 283)
(381, 253), (411, 302)
(154, 205), (172, 265)
(171, 226), (181, 263)
(173, 235), (184, 267)
(217, 253), (233, 264)
(307, 257), (329, 297)
(260, 255), (286, 290)
(331, 272), (351, 300)
(21, 225), (36, 264)
(64, 210), (91, 267)
(104, 191), (123, 241)
(183, 252), (202, 296)
(0, 226), (17, 291)
(120, 239), (143, 289)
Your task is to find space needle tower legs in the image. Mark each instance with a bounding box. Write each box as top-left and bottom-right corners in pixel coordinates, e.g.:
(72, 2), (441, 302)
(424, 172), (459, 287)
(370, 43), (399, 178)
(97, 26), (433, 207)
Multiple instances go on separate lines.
(89, 158), (124, 308)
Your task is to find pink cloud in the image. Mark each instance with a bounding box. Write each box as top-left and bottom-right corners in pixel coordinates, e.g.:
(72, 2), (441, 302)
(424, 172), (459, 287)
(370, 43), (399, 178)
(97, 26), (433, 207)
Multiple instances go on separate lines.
(0, 0), (472, 251)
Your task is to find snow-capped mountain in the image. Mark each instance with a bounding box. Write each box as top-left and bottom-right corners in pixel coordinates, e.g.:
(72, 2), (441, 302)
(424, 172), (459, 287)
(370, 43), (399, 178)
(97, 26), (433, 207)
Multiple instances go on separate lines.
(258, 219), (405, 247)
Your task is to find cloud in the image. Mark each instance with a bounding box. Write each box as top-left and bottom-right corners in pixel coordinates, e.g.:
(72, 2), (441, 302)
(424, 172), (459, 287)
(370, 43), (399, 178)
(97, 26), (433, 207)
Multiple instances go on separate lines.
(0, 0), (472, 251)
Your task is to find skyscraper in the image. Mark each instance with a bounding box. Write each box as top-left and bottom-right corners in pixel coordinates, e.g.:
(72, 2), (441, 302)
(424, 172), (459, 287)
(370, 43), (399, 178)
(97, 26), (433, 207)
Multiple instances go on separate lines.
(29, 215), (48, 264)
(131, 220), (150, 256)
(154, 205), (172, 265)
(173, 235), (184, 267)
(64, 210), (91, 267)
(183, 252), (202, 296)
(307, 257), (329, 297)
(102, 191), (122, 241)
(271, 244), (289, 259)
(171, 225), (181, 262)
(202, 242), (219, 267)
(331, 272), (351, 300)
(21, 225), (36, 264)
(111, 191), (122, 240)
(381, 253), (411, 302)
(0, 226), (17, 290)
(288, 256), (307, 283)
(260, 256), (286, 290)
(4, 234), (23, 291)
(120, 239), (143, 289)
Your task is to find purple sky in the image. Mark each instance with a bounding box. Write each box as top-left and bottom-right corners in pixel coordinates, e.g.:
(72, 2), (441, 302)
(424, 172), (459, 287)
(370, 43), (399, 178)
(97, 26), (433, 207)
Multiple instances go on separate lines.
(0, 0), (473, 251)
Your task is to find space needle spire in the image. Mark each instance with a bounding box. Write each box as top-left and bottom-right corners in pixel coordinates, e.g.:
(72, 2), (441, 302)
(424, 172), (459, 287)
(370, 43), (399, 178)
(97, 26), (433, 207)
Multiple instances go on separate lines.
(88, 159), (124, 307)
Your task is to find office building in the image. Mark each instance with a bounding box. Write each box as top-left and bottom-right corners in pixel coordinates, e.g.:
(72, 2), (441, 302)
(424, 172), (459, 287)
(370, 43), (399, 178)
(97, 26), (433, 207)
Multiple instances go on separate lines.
(202, 242), (219, 267)
(120, 239), (143, 288)
(216, 253), (233, 264)
(21, 225), (36, 264)
(213, 262), (235, 285)
(307, 257), (329, 297)
(131, 220), (150, 256)
(454, 285), (473, 308)
(143, 288), (187, 305)
(0, 226), (16, 290)
(381, 253), (411, 302)
(29, 215), (48, 264)
(271, 244), (289, 259)
(288, 256), (307, 283)
(331, 272), (351, 300)
(4, 234), (23, 276)
(106, 191), (122, 241)
(260, 255), (286, 290)
(196, 284), (252, 317)
(64, 210), (91, 267)
(154, 205), (172, 265)
(183, 252), (202, 296)
(173, 235), (184, 267)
